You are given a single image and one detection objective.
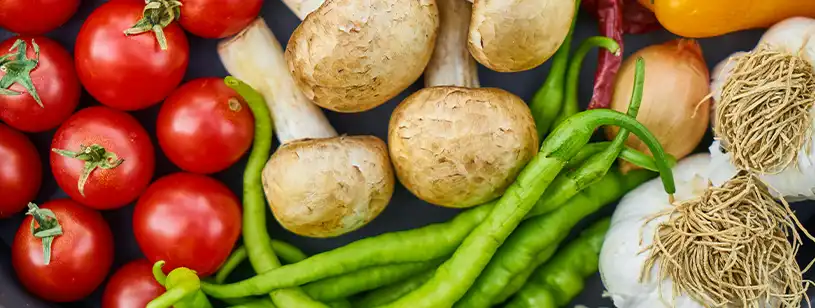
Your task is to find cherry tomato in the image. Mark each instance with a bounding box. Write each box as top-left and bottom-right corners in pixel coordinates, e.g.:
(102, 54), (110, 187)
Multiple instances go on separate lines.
(0, 0), (80, 35)
(0, 36), (80, 132)
(12, 199), (114, 303)
(179, 0), (263, 38)
(133, 173), (241, 277)
(51, 106), (155, 210)
(75, 0), (189, 111)
(102, 259), (165, 308)
(157, 77), (254, 174)
(0, 123), (41, 218)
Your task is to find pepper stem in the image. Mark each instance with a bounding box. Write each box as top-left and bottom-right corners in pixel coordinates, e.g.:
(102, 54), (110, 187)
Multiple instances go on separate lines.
(51, 144), (124, 197)
(0, 39), (42, 107)
(153, 260), (168, 286)
(123, 0), (182, 51)
(26, 203), (63, 265)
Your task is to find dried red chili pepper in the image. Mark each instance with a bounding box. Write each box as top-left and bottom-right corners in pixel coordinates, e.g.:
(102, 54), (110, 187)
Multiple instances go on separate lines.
(582, 0), (660, 109)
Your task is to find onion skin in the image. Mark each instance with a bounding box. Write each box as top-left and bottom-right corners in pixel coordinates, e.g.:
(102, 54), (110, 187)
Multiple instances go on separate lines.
(604, 39), (710, 171)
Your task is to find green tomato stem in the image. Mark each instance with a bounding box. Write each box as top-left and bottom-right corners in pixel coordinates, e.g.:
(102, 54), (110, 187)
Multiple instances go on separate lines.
(123, 0), (182, 51)
(0, 39), (42, 107)
(25, 203), (63, 265)
(51, 144), (124, 197)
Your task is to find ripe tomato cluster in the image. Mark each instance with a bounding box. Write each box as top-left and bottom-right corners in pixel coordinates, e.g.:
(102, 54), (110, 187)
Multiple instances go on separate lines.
(0, 0), (262, 305)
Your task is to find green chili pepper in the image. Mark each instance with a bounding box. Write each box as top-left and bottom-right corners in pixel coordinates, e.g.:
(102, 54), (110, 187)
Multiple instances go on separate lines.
(553, 36), (621, 127)
(353, 270), (435, 308)
(505, 218), (611, 308)
(215, 240), (309, 284)
(227, 298), (275, 308)
(493, 245), (559, 304)
(381, 58), (673, 308)
(567, 142), (677, 172)
(226, 76), (327, 308)
(529, 0), (581, 138)
(528, 56), (647, 219)
(456, 58), (648, 307)
(453, 169), (650, 308)
(302, 259), (443, 301)
(146, 261), (213, 308)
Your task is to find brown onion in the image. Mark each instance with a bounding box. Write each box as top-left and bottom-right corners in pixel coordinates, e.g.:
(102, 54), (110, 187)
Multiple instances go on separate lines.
(605, 39), (710, 171)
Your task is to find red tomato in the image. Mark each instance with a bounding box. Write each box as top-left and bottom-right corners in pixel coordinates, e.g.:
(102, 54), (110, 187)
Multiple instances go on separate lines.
(12, 199), (114, 303)
(179, 0), (263, 38)
(0, 0), (79, 35)
(74, 0), (189, 111)
(102, 259), (165, 308)
(133, 173), (241, 277)
(51, 106), (155, 210)
(157, 78), (254, 174)
(0, 123), (41, 218)
(0, 36), (80, 132)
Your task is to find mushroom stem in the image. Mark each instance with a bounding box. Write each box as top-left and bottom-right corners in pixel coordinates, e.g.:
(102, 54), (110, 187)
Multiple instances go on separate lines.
(218, 18), (337, 144)
(425, 0), (479, 88)
(280, 0), (324, 20)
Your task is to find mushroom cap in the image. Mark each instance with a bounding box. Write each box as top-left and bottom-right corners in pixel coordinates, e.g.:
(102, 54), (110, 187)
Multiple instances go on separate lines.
(262, 136), (395, 238)
(285, 0), (439, 113)
(388, 87), (539, 208)
(468, 0), (575, 72)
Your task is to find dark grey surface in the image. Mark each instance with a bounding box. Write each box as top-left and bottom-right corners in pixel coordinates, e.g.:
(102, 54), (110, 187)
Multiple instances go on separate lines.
(2, 1), (815, 307)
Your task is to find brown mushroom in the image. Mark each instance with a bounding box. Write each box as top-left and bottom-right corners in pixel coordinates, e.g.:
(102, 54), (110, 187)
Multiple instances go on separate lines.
(468, 0), (576, 72)
(282, 0), (440, 113)
(218, 18), (395, 237)
(388, 0), (539, 208)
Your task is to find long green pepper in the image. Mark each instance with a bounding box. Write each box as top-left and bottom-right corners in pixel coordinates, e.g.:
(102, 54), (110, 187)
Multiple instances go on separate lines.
(528, 57), (646, 219)
(381, 59), (674, 308)
(505, 218), (611, 308)
(492, 246), (558, 305)
(456, 58), (646, 307)
(553, 36), (621, 127)
(529, 0), (581, 138)
(226, 76), (327, 308)
(302, 259), (444, 301)
(215, 240), (309, 284)
(352, 271), (435, 308)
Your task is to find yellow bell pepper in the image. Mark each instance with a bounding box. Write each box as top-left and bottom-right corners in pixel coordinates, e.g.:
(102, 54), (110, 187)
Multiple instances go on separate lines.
(638, 0), (815, 38)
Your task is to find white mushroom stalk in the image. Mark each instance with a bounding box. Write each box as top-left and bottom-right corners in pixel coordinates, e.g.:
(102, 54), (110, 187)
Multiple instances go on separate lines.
(218, 18), (394, 238)
(283, 0), (440, 113)
(280, 0), (324, 20)
(387, 0), (538, 208)
(218, 18), (336, 144)
(707, 17), (815, 200)
(425, 0), (478, 88)
(468, 0), (575, 72)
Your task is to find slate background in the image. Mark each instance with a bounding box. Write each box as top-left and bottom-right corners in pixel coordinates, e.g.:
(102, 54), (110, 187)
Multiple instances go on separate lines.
(2, 1), (815, 307)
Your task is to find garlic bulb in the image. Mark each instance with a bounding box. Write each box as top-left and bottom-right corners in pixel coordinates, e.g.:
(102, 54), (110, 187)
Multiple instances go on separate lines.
(600, 154), (711, 308)
(707, 17), (815, 200)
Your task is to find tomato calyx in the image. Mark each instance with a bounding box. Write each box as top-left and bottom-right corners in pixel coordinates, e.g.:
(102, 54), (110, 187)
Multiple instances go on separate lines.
(25, 203), (64, 265)
(147, 261), (209, 308)
(123, 0), (182, 51)
(52, 144), (125, 197)
(0, 39), (43, 107)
